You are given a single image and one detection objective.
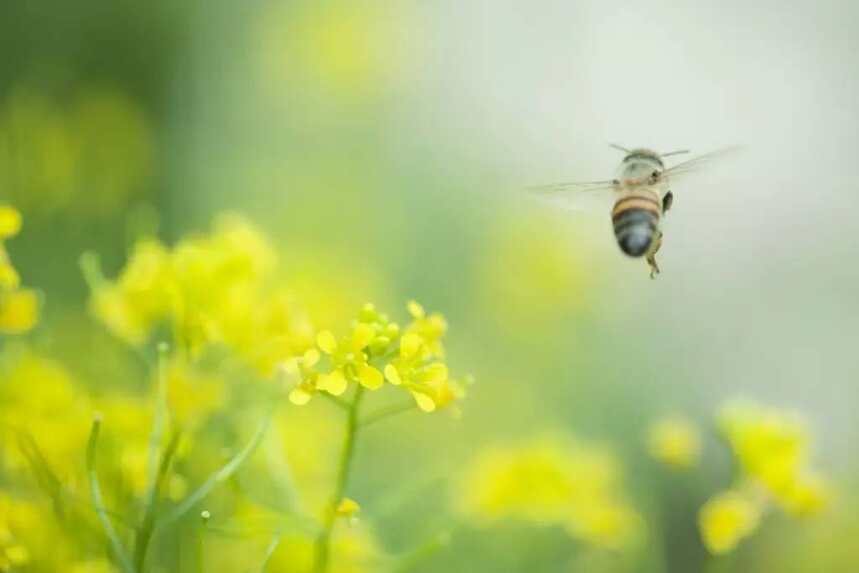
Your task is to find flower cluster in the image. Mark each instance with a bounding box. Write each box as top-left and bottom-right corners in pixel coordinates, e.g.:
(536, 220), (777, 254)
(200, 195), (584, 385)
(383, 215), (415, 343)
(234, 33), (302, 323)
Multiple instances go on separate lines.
(698, 401), (830, 554)
(86, 214), (313, 374)
(284, 302), (467, 412)
(458, 436), (644, 551)
(0, 206), (38, 334)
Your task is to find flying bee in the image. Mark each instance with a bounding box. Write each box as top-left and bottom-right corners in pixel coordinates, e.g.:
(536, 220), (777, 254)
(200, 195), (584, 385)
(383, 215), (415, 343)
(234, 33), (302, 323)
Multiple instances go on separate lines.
(531, 144), (738, 278)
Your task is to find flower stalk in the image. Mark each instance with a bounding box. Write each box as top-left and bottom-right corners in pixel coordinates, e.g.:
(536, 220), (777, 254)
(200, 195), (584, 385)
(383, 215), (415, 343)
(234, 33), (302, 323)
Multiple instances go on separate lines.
(312, 386), (365, 573)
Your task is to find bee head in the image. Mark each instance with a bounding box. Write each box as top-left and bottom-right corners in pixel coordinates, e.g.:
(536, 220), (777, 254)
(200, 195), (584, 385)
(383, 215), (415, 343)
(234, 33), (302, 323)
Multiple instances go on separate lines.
(618, 149), (664, 185)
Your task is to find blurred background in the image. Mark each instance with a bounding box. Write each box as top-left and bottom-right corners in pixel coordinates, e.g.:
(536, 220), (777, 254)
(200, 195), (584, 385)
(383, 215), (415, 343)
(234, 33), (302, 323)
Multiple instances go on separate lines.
(1, 1), (858, 572)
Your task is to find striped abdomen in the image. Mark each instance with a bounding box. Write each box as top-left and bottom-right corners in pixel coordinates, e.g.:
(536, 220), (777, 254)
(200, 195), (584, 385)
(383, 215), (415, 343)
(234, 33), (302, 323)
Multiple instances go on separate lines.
(611, 189), (662, 257)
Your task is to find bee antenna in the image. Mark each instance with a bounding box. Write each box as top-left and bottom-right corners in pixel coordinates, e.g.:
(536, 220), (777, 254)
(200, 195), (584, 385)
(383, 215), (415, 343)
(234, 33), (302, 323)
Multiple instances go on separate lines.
(661, 149), (691, 158)
(608, 143), (631, 153)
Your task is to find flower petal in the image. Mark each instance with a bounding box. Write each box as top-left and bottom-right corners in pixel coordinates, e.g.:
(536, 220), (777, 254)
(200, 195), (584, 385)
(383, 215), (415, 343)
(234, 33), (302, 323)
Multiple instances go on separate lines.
(384, 364), (402, 385)
(318, 370), (348, 396)
(280, 359), (303, 386)
(400, 333), (423, 359)
(317, 331), (338, 354)
(352, 323), (375, 349)
(411, 391), (436, 413)
(357, 364), (384, 390)
(421, 363), (449, 384)
(407, 300), (425, 319)
(303, 348), (321, 367)
(289, 388), (313, 406)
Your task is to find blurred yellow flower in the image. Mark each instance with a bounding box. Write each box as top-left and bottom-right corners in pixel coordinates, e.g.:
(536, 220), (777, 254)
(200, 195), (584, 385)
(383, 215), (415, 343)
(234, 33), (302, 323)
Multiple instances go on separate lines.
(336, 497), (361, 520)
(0, 87), (154, 217)
(458, 436), (643, 551)
(87, 214), (295, 365)
(0, 495), (38, 569)
(0, 206), (39, 334)
(0, 493), (116, 570)
(255, 2), (409, 103)
(646, 416), (701, 470)
(164, 358), (226, 429)
(698, 490), (762, 555)
(0, 205), (22, 238)
(697, 400), (831, 555)
(0, 352), (90, 477)
(718, 401), (830, 516)
(0, 288), (38, 333)
(88, 238), (174, 345)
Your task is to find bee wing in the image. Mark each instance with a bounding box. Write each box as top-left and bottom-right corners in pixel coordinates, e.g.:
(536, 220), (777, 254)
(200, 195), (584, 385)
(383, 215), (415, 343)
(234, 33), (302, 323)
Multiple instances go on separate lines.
(527, 179), (619, 212)
(663, 146), (742, 182)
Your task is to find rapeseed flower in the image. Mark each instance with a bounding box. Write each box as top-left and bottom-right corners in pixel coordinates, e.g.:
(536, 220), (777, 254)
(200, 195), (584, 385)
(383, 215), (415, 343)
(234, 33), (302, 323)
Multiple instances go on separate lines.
(646, 416), (701, 470)
(285, 302), (467, 413)
(163, 357), (226, 429)
(698, 489), (762, 554)
(717, 401), (831, 516)
(0, 352), (90, 478)
(698, 400), (831, 555)
(87, 214), (285, 360)
(458, 436), (643, 550)
(0, 205), (38, 333)
(317, 324), (385, 391)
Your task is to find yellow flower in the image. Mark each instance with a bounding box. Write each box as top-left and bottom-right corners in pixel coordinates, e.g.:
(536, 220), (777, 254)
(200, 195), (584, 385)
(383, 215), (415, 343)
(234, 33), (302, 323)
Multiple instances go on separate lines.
(384, 333), (449, 411)
(336, 497), (361, 520)
(699, 490), (762, 555)
(0, 206), (38, 334)
(283, 349), (343, 405)
(317, 324), (384, 391)
(382, 302), (466, 412)
(458, 436), (642, 550)
(0, 205), (22, 239)
(646, 416), (701, 470)
(567, 500), (644, 551)
(777, 472), (832, 517)
(0, 288), (38, 333)
(0, 353), (90, 477)
(357, 302), (400, 355)
(87, 214), (280, 356)
(163, 358), (225, 428)
(717, 401), (828, 513)
(404, 300), (447, 358)
(88, 238), (174, 345)
(0, 257), (20, 289)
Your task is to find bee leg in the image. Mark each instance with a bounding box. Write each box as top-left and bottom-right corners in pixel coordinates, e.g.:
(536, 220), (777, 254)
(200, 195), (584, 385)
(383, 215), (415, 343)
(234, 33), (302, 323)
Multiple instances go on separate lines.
(662, 191), (674, 214)
(646, 231), (663, 279)
(647, 255), (660, 279)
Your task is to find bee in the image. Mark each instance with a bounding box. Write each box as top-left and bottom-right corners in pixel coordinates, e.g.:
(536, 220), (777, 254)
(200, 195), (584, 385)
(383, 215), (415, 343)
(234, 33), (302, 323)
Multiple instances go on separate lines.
(531, 144), (737, 278)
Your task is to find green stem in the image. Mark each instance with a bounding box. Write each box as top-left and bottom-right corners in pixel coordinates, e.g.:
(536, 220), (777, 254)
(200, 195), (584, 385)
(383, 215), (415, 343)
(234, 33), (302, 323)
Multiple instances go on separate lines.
(134, 431), (181, 572)
(259, 532), (282, 572)
(159, 410), (273, 527)
(87, 416), (135, 573)
(312, 387), (365, 573)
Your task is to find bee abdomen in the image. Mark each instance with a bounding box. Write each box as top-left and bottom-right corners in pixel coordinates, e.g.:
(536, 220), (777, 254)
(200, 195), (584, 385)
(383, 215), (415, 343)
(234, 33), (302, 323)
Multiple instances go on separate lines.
(612, 195), (661, 258)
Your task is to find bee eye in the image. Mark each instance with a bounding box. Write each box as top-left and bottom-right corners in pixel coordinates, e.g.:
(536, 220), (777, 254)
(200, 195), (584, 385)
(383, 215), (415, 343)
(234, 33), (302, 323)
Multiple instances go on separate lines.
(651, 171), (659, 179)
